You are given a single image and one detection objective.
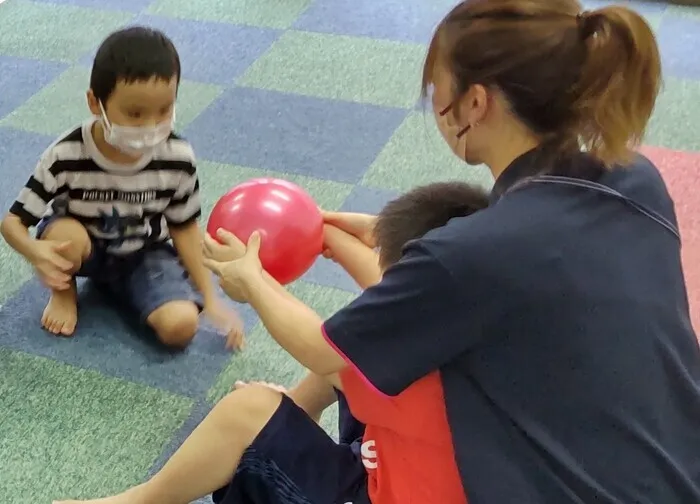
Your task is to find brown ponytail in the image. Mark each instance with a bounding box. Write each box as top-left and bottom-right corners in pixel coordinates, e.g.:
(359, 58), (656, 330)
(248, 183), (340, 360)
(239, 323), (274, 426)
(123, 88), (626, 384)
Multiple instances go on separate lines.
(422, 1), (662, 166)
(573, 7), (661, 164)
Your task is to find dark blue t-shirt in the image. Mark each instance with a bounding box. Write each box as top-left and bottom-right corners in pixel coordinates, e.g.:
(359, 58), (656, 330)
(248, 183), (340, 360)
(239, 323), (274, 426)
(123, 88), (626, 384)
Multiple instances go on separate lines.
(324, 150), (700, 503)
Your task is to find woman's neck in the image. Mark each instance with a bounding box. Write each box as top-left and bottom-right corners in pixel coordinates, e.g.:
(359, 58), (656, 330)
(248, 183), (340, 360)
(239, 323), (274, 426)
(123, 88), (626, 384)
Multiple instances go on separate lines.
(482, 121), (541, 181)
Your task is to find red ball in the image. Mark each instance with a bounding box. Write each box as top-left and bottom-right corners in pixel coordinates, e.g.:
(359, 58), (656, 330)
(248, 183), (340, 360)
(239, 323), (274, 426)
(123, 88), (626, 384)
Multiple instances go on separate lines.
(207, 178), (323, 285)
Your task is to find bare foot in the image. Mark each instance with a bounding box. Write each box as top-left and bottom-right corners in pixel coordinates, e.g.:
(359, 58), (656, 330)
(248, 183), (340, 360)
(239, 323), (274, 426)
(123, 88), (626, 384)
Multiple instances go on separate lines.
(234, 380), (288, 394)
(42, 283), (78, 336)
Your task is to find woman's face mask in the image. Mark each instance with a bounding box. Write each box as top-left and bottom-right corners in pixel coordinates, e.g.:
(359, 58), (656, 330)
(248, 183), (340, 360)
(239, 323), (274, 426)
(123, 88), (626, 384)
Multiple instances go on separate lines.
(431, 79), (487, 167)
(100, 102), (174, 157)
(436, 102), (473, 163)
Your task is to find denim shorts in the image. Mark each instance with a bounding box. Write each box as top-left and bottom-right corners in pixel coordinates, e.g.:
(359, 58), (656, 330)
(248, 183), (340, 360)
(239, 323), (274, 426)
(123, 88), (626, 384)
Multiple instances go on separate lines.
(37, 217), (203, 320)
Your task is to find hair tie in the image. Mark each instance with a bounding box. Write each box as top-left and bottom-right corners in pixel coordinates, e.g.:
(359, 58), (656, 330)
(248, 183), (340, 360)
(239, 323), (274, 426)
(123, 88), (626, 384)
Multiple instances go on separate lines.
(576, 11), (587, 25)
(576, 10), (596, 40)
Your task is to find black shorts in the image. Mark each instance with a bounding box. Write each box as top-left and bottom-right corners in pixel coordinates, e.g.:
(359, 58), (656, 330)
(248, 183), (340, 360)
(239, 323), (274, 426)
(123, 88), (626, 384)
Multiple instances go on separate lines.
(336, 390), (366, 445)
(212, 394), (370, 504)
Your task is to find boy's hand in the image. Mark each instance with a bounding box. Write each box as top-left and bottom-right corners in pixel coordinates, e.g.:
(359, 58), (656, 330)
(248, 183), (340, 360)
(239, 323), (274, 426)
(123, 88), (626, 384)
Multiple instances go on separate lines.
(203, 231), (264, 303)
(321, 210), (377, 250)
(29, 240), (74, 290)
(204, 299), (245, 350)
(202, 228), (246, 262)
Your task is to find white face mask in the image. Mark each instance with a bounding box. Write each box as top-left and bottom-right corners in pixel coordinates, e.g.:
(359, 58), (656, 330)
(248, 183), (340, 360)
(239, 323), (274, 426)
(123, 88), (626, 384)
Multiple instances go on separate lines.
(100, 102), (175, 157)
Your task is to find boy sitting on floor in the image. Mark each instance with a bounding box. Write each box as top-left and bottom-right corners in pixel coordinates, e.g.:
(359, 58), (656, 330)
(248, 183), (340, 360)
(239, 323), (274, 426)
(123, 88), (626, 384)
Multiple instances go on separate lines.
(0, 26), (240, 348)
(195, 180), (490, 504)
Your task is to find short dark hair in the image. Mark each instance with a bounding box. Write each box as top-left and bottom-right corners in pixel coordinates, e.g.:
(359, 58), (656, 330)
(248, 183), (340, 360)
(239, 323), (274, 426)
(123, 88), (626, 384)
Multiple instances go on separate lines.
(374, 181), (489, 268)
(422, 0), (661, 166)
(90, 26), (181, 103)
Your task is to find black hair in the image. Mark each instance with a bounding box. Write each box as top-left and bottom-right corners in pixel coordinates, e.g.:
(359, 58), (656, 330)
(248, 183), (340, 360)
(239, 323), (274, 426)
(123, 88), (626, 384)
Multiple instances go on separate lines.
(374, 181), (489, 268)
(90, 26), (181, 103)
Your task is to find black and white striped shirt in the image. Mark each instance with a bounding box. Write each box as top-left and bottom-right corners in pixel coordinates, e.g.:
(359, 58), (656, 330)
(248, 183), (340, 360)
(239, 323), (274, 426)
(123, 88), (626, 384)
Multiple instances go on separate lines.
(10, 118), (201, 255)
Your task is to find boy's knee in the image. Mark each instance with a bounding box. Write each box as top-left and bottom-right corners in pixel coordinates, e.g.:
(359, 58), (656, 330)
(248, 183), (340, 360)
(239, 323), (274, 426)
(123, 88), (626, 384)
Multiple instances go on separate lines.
(217, 385), (284, 440)
(147, 300), (199, 348)
(41, 218), (91, 267)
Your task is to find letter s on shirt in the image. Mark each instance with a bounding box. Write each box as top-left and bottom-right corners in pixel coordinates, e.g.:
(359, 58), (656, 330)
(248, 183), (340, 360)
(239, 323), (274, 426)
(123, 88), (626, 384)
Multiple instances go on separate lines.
(361, 439), (378, 470)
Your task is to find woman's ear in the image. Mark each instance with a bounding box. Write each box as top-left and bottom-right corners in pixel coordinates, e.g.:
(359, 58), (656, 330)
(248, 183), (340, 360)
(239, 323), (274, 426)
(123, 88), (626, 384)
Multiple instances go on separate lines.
(457, 84), (489, 127)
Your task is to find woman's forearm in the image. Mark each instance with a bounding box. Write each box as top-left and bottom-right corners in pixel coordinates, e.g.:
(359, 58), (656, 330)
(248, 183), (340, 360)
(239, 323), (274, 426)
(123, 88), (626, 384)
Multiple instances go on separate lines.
(245, 274), (346, 375)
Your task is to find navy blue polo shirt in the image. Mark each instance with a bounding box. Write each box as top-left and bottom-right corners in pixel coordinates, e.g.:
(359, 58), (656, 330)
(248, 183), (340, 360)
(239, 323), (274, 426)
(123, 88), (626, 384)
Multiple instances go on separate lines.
(324, 149), (700, 503)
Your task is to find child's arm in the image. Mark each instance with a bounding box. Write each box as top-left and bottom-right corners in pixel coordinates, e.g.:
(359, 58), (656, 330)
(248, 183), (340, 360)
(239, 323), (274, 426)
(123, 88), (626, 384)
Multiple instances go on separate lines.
(172, 221), (245, 347)
(323, 224), (382, 289)
(2, 216), (73, 291)
(2, 153), (58, 260)
(322, 210), (377, 248)
(166, 159), (244, 346)
(171, 222), (215, 301)
(1, 214), (41, 262)
(1, 154), (74, 290)
(165, 162), (214, 302)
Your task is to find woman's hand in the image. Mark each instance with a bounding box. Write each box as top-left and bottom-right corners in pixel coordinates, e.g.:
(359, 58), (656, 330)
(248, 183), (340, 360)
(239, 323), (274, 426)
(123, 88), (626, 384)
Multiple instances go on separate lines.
(203, 232), (263, 303)
(321, 210), (377, 260)
(202, 228), (247, 262)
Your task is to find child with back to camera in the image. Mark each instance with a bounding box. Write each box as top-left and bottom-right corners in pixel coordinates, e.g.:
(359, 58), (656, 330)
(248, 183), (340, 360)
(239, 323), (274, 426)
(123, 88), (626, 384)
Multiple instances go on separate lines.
(0, 26), (241, 349)
(233, 180), (491, 459)
(54, 180), (489, 504)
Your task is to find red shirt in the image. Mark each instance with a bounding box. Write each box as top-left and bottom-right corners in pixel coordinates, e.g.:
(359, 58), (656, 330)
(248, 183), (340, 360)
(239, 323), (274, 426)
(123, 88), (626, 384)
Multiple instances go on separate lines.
(340, 366), (467, 504)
